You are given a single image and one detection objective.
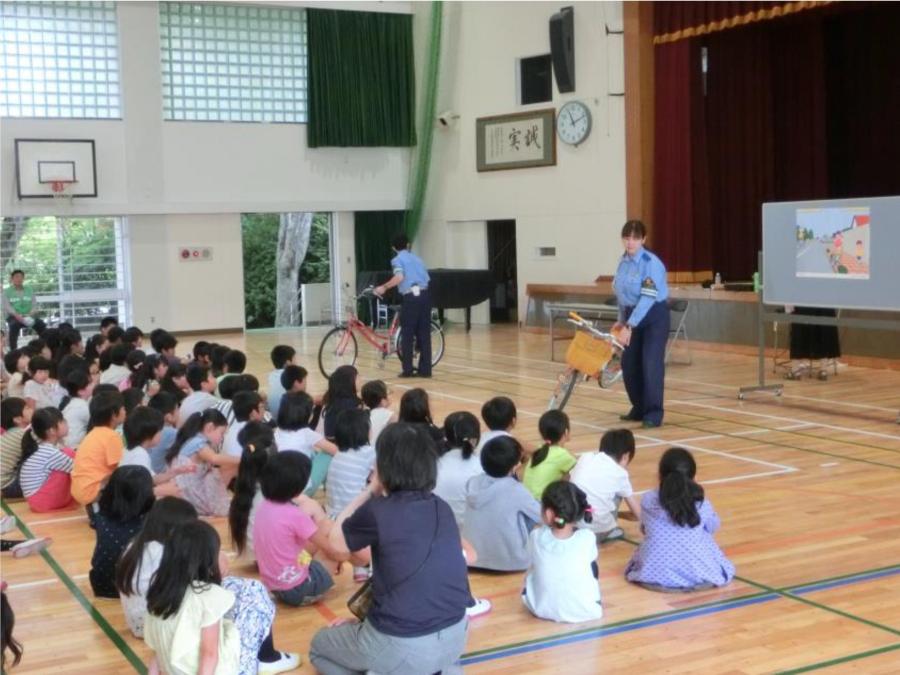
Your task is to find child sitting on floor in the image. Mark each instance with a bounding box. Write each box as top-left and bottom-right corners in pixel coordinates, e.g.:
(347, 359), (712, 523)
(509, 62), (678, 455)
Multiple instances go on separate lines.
(266, 345), (296, 416)
(325, 408), (375, 519)
(523, 481), (603, 623)
(228, 421), (277, 565)
(571, 429), (641, 542)
(254, 451), (338, 607)
(116, 496), (198, 638)
(361, 379), (394, 444)
(19, 408), (75, 512)
(463, 435), (541, 572)
(478, 396), (517, 451)
(145, 520), (299, 674)
(625, 447), (735, 592)
(146, 392), (180, 475)
(60, 369), (94, 449)
(89, 465), (155, 598)
(522, 410), (577, 501)
(120, 406), (192, 496)
(70, 390), (127, 513)
(166, 409), (235, 517)
(1, 398), (33, 499)
(398, 388), (444, 445)
(434, 411), (482, 527)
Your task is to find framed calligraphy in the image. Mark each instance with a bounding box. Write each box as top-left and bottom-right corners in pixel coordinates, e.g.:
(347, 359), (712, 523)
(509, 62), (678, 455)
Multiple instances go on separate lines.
(475, 108), (557, 172)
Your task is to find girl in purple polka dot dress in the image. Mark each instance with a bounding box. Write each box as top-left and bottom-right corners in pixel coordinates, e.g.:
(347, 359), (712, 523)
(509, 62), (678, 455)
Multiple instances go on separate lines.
(625, 447), (735, 592)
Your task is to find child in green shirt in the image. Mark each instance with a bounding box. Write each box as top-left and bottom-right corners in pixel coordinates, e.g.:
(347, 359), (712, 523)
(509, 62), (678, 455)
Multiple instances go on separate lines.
(523, 410), (577, 501)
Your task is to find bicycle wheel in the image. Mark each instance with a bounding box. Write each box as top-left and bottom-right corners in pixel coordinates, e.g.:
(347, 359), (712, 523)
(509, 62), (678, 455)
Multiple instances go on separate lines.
(548, 368), (580, 411)
(394, 320), (445, 368)
(599, 352), (623, 388)
(318, 326), (358, 379)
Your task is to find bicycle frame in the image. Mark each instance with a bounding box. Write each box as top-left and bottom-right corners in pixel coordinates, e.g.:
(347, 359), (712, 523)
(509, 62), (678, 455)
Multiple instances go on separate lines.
(338, 288), (401, 358)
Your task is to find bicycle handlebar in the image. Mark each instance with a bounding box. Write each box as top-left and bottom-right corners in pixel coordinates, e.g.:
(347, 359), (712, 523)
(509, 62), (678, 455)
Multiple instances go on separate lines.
(566, 313), (625, 350)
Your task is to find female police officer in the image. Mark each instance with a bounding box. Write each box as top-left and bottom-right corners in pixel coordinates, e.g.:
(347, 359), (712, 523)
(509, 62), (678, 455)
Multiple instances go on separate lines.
(611, 220), (670, 428)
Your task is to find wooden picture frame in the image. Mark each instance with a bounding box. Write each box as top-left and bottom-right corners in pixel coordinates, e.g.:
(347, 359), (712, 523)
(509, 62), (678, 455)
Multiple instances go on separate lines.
(476, 108), (556, 172)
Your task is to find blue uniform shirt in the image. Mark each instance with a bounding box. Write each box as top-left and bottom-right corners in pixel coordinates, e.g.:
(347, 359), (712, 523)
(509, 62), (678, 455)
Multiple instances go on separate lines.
(391, 249), (431, 294)
(613, 247), (668, 327)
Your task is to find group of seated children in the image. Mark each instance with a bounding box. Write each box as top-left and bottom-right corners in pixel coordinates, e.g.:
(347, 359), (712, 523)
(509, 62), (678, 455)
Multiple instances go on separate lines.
(0, 319), (736, 674)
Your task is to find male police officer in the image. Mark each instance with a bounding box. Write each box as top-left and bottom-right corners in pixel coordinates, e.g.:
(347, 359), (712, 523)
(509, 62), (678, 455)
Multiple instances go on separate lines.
(374, 234), (432, 378)
(611, 220), (670, 428)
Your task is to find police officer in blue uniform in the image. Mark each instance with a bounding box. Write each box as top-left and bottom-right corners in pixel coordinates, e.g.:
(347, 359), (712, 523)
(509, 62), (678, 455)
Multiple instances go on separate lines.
(612, 220), (670, 428)
(374, 233), (433, 378)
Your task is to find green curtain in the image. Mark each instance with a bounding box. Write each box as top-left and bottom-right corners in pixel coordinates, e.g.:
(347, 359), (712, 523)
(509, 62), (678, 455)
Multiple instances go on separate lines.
(307, 9), (416, 148)
(354, 210), (407, 274)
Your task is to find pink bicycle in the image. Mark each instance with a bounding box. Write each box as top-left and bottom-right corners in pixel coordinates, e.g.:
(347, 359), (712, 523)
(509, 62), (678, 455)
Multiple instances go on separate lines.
(317, 287), (445, 378)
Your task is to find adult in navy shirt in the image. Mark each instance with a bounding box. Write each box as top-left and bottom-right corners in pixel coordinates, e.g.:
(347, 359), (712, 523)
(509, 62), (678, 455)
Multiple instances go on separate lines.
(374, 233), (433, 378)
(310, 423), (471, 675)
(612, 220), (670, 428)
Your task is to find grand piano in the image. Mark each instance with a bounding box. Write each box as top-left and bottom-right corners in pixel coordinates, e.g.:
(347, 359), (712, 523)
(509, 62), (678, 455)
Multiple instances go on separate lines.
(357, 268), (494, 332)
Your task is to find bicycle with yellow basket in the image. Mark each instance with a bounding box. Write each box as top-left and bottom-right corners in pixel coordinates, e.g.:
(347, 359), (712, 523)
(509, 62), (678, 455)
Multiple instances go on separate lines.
(548, 311), (626, 411)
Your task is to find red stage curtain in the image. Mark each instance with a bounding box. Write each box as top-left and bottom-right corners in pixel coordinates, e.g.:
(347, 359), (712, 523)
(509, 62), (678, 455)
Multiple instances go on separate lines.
(652, 40), (712, 278)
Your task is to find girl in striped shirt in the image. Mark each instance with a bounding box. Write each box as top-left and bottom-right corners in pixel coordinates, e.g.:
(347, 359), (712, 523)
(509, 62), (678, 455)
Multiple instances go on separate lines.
(19, 408), (76, 513)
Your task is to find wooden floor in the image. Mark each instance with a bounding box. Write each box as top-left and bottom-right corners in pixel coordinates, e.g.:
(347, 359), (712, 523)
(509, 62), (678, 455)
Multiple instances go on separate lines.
(3, 324), (900, 674)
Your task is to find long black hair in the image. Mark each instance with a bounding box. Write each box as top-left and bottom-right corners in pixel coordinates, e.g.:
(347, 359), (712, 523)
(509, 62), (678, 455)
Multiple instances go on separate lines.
(59, 369), (91, 413)
(228, 422), (276, 556)
(165, 409), (227, 464)
(98, 466), (155, 523)
(322, 365), (359, 408)
(531, 409), (569, 468)
(53, 326), (82, 362)
(84, 332), (109, 363)
(442, 411), (480, 459)
(20, 407), (64, 465)
(146, 521), (222, 620)
(160, 361), (188, 402)
(658, 447), (704, 528)
(542, 480), (592, 529)
(123, 349), (149, 391)
(115, 497), (198, 596)
(1, 590), (22, 668)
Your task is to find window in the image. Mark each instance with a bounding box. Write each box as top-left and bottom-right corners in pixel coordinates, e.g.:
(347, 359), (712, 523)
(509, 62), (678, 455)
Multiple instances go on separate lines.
(160, 2), (308, 123)
(0, 1), (121, 119)
(520, 54), (553, 105)
(1, 217), (131, 333)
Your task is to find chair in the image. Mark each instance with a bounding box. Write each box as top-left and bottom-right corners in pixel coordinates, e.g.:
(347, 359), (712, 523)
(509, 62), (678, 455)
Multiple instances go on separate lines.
(665, 299), (692, 365)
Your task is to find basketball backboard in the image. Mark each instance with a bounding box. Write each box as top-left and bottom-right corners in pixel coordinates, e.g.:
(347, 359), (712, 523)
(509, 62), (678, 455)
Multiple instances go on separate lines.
(14, 139), (97, 199)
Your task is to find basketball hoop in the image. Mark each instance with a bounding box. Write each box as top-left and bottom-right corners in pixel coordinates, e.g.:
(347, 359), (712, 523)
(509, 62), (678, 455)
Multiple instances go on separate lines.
(50, 180), (77, 206)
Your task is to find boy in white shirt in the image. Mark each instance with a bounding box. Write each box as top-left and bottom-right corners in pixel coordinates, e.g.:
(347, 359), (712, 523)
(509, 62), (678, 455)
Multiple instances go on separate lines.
(223, 391), (264, 458)
(120, 406), (191, 496)
(178, 363), (219, 425)
(570, 429), (640, 542)
(477, 396), (516, 452)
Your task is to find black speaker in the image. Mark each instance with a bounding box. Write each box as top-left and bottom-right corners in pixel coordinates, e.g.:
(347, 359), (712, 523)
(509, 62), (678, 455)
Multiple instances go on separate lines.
(549, 6), (575, 93)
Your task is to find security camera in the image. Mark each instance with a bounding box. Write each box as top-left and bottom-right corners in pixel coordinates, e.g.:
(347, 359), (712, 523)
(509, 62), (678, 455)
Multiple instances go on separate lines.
(437, 111), (460, 129)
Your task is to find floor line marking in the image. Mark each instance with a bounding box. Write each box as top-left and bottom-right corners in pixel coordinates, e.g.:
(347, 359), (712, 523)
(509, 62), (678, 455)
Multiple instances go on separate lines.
(20, 513), (87, 527)
(7, 573), (89, 590)
(1, 501), (146, 674)
(436, 355), (900, 449)
(446, 345), (900, 415)
(391, 381), (798, 473)
(776, 643), (900, 674)
(461, 560), (900, 665)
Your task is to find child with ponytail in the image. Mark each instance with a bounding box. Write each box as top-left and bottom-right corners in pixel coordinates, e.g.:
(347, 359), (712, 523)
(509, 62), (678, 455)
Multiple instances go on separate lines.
(522, 481), (603, 623)
(625, 447), (735, 592)
(166, 409), (235, 516)
(19, 408), (76, 512)
(228, 421), (277, 564)
(434, 411), (483, 527)
(522, 410), (577, 501)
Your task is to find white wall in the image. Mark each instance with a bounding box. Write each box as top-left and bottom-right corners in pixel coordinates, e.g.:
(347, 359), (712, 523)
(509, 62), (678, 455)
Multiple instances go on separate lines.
(1, 1), (410, 331)
(415, 1), (626, 323)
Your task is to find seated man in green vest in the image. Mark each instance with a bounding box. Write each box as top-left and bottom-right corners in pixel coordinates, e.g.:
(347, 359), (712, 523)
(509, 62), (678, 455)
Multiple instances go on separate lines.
(3, 269), (46, 350)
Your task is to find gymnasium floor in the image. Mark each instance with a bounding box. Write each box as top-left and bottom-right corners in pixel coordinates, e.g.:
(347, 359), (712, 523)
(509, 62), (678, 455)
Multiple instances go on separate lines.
(3, 324), (900, 674)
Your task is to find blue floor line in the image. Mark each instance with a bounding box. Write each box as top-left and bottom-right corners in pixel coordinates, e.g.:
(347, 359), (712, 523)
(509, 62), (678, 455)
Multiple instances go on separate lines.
(461, 565), (900, 666)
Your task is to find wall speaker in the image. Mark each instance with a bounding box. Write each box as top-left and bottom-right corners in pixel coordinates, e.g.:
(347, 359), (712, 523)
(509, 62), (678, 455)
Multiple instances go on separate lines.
(549, 6), (575, 93)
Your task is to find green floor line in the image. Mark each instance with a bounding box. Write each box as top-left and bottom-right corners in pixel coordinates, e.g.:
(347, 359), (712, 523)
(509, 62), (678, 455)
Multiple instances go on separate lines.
(1, 501), (147, 674)
(777, 642), (900, 674)
(735, 574), (900, 637)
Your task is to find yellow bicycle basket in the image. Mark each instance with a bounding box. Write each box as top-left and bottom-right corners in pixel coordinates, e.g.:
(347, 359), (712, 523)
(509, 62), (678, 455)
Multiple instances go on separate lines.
(565, 331), (613, 377)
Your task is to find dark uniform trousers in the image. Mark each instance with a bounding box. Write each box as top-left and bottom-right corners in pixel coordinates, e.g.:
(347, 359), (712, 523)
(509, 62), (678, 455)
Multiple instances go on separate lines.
(399, 288), (432, 376)
(622, 301), (670, 425)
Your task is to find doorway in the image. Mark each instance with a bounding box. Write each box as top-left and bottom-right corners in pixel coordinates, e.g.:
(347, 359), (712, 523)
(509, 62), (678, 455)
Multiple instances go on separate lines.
(486, 219), (517, 323)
